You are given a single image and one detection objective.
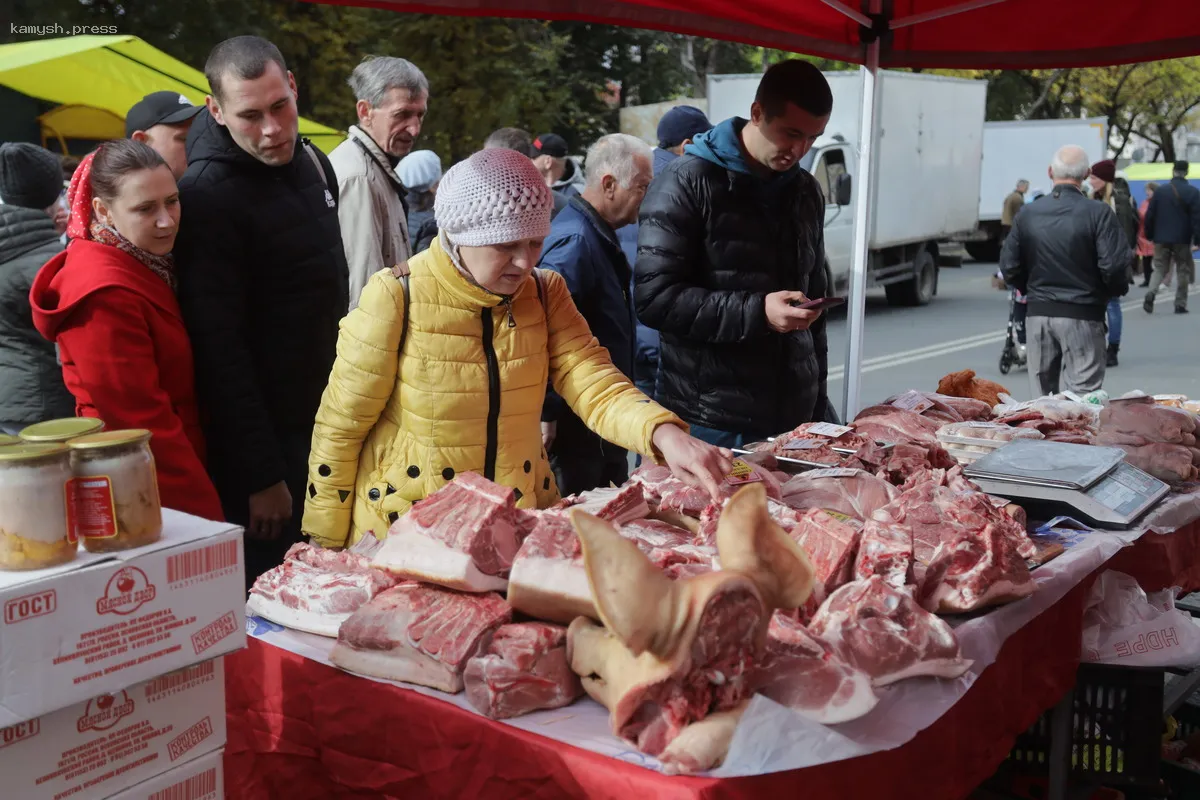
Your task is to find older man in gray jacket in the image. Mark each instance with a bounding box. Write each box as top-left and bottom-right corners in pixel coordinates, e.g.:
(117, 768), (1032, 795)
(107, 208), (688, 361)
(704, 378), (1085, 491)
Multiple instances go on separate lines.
(330, 56), (428, 308)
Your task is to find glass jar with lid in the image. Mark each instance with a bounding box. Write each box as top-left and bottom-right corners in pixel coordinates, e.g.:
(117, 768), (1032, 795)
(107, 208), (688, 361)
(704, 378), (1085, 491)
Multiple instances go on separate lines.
(0, 443), (75, 570)
(68, 430), (162, 552)
(20, 417), (105, 444)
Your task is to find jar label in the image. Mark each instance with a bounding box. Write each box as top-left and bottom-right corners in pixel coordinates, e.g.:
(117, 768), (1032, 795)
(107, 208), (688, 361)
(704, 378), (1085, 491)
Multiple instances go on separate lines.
(67, 476), (117, 539)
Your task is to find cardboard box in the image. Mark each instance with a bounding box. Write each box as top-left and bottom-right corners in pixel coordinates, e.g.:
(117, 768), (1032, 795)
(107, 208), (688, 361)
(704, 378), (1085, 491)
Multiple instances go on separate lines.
(106, 747), (224, 800)
(0, 658), (226, 800)
(0, 510), (245, 725)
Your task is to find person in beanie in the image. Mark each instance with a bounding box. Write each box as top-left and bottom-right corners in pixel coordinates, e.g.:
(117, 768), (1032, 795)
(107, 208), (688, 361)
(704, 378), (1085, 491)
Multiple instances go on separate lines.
(331, 56), (429, 309)
(302, 148), (732, 549)
(126, 91), (204, 180)
(1143, 160), (1200, 315)
(0, 143), (75, 434)
(396, 149), (441, 254)
(533, 133), (585, 198)
(654, 105), (712, 177)
(28, 140), (223, 521)
(1088, 159), (1135, 367)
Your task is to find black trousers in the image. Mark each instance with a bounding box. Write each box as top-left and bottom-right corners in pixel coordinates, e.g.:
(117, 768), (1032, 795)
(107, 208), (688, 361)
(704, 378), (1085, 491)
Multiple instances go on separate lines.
(551, 450), (629, 497)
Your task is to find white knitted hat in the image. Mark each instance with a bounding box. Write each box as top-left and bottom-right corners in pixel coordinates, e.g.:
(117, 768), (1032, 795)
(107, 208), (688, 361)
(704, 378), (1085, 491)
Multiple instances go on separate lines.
(396, 149), (441, 192)
(434, 148), (553, 247)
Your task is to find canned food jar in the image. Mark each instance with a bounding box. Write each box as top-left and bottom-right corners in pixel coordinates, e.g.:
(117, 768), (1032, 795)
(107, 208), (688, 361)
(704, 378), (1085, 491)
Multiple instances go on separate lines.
(0, 443), (75, 570)
(68, 430), (162, 552)
(20, 417), (105, 443)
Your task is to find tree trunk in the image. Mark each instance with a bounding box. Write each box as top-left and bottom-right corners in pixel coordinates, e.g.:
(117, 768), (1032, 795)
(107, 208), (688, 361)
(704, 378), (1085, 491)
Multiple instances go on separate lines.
(1158, 123), (1177, 162)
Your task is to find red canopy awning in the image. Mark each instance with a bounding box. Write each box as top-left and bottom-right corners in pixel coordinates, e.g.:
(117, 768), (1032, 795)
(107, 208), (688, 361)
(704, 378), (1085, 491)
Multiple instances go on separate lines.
(306, 0), (1200, 68)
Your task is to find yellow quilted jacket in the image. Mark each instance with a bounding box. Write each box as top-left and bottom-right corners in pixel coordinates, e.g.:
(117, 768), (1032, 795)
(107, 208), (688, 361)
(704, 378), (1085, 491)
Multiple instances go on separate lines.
(302, 236), (684, 548)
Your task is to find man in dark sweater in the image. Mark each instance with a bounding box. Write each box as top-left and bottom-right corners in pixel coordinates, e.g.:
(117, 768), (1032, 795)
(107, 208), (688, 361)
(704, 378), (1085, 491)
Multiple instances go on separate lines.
(1143, 160), (1200, 315)
(174, 36), (349, 586)
(1001, 145), (1128, 397)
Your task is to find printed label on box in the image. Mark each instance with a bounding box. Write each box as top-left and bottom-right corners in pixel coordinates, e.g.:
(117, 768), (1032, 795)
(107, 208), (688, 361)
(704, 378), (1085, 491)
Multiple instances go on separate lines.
(805, 422), (854, 439)
(191, 612), (237, 656)
(167, 540), (240, 587)
(77, 690), (136, 732)
(67, 476), (118, 539)
(167, 716), (213, 762)
(4, 588), (56, 625)
(0, 719), (38, 750)
(149, 766), (220, 800)
(97, 566), (158, 616)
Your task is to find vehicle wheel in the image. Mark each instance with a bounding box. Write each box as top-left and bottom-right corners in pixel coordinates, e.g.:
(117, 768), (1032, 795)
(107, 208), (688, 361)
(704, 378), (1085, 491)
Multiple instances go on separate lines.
(885, 249), (937, 307)
(999, 351), (1012, 374)
(965, 240), (1001, 263)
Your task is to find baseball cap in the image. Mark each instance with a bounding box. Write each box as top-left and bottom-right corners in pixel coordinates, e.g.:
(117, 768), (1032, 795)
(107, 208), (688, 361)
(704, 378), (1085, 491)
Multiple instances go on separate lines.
(532, 133), (569, 159)
(125, 91), (203, 137)
(657, 106), (712, 149)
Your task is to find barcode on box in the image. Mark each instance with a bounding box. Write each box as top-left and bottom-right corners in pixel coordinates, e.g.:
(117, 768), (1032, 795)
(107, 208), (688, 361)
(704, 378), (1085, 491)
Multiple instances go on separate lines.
(149, 768), (218, 800)
(145, 661), (214, 698)
(168, 540), (239, 583)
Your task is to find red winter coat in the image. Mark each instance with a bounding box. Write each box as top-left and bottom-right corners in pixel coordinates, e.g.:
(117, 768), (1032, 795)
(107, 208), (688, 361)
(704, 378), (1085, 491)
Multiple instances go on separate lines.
(30, 239), (224, 522)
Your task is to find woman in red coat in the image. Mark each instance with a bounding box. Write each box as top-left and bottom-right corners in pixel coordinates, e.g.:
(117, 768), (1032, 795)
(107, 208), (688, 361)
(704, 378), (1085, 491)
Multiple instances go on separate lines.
(30, 140), (223, 521)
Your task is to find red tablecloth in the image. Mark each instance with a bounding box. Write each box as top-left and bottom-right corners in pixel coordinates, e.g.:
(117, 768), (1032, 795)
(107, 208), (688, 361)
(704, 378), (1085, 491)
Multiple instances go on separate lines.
(1106, 519), (1200, 594)
(225, 575), (1094, 800)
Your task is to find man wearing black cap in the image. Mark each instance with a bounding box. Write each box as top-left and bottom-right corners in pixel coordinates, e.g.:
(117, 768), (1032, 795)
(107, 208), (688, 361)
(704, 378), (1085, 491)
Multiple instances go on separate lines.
(484, 127), (569, 219)
(653, 105), (712, 177)
(126, 91), (203, 180)
(533, 133), (585, 198)
(1143, 160), (1200, 315)
(0, 143), (76, 434)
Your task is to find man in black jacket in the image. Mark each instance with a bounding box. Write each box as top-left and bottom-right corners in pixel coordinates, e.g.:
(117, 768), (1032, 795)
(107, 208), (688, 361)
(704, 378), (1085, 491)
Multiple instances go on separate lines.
(1001, 145), (1128, 398)
(634, 60), (831, 447)
(1143, 160), (1200, 315)
(175, 36), (349, 586)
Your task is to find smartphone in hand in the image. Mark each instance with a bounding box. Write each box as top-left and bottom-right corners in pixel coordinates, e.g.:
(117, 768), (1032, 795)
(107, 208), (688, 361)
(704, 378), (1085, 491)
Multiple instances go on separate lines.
(789, 296), (846, 311)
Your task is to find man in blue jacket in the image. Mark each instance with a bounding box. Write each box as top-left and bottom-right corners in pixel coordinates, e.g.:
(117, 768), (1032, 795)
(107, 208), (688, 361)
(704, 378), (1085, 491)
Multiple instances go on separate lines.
(539, 133), (653, 495)
(1143, 160), (1200, 314)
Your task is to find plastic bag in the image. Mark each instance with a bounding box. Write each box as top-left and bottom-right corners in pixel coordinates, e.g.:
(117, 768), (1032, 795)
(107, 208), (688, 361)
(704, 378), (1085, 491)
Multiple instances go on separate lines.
(1081, 570), (1200, 667)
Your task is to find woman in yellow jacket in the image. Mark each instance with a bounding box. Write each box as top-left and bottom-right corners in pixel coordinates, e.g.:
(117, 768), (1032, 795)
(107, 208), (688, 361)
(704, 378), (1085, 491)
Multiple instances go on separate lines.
(303, 148), (731, 549)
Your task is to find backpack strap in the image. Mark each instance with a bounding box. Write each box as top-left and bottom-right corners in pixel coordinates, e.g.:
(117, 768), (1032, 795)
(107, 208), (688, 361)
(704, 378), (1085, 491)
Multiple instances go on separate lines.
(303, 140), (338, 205)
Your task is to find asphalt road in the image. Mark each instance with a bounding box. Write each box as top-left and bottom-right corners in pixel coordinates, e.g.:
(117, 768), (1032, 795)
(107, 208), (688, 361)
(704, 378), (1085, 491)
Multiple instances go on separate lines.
(824, 259), (1200, 416)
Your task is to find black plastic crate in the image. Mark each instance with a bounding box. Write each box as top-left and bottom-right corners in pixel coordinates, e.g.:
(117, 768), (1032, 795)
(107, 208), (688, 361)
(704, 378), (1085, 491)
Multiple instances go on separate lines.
(1009, 663), (1165, 788)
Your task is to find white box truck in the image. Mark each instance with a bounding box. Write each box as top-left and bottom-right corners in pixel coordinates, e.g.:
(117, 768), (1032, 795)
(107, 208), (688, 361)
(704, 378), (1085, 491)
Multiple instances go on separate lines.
(707, 70), (987, 305)
(964, 117), (1109, 262)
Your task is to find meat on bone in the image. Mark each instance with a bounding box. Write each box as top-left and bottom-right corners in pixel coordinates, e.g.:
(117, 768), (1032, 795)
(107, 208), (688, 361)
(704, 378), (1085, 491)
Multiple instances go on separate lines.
(808, 576), (971, 686)
(330, 583), (513, 693)
(780, 468), (899, 520)
(463, 622), (583, 720)
(371, 472), (524, 593)
(247, 542), (398, 637)
(854, 516), (914, 588)
(919, 524), (1036, 614)
(629, 461), (782, 519)
(566, 483), (815, 773)
(552, 483), (650, 525)
(753, 611), (878, 724)
(788, 508), (864, 601)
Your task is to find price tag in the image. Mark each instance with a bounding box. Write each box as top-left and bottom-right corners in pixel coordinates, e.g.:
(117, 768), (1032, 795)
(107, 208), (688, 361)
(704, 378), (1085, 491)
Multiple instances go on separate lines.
(725, 458), (764, 486)
(822, 509), (865, 530)
(805, 422), (854, 439)
(805, 468), (861, 479)
(781, 439), (825, 451)
(890, 390), (934, 414)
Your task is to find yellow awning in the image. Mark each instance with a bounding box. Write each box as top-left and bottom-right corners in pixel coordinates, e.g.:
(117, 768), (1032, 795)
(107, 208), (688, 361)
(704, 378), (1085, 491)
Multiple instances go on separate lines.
(0, 35), (344, 153)
(38, 105), (126, 152)
(1123, 163), (1200, 181)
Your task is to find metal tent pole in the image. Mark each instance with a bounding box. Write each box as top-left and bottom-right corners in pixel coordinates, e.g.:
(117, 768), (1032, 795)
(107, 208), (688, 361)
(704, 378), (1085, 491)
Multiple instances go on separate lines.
(841, 31), (881, 420)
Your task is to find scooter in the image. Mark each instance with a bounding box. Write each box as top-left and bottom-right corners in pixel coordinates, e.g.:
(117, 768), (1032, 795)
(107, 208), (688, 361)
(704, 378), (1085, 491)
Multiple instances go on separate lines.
(998, 291), (1027, 375)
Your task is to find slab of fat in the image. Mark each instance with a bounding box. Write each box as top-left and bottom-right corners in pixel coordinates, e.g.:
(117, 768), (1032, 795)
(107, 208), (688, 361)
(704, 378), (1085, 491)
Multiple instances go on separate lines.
(506, 555), (595, 624)
(372, 528), (508, 593)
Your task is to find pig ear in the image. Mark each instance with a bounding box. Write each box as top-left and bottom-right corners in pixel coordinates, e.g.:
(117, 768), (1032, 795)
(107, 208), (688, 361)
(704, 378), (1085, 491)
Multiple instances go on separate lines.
(572, 509), (675, 655)
(716, 484), (815, 610)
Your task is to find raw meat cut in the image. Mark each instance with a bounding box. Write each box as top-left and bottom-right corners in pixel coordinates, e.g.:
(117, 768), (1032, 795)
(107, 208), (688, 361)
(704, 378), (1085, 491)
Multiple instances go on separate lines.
(658, 703), (748, 775)
(694, 495), (805, 548)
(629, 460), (782, 518)
(854, 516), (913, 587)
(780, 469), (898, 520)
(919, 524), (1036, 614)
(1110, 442), (1199, 483)
(246, 542), (397, 637)
(330, 583), (512, 692)
(852, 406), (942, 443)
(553, 483), (650, 525)
(882, 391), (965, 424)
(772, 422), (872, 452)
(371, 472), (524, 592)
(1100, 398), (1196, 443)
(463, 622), (583, 719)
(808, 577), (972, 686)
(566, 484), (815, 771)
(753, 612), (878, 723)
(789, 508), (863, 600)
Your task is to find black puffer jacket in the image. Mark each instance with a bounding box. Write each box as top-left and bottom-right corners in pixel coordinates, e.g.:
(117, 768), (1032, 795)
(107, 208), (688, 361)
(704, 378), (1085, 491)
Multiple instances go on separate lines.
(0, 206), (75, 426)
(175, 110), (349, 501)
(635, 118), (828, 438)
(1000, 184), (1128, 321)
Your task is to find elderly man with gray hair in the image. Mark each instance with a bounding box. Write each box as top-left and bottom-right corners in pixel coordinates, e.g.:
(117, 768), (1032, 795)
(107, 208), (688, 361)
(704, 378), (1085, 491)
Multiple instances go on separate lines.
(1000, 144), (1129, 398)
(330, 55), (429, 308)
(537, 133), (654, 494)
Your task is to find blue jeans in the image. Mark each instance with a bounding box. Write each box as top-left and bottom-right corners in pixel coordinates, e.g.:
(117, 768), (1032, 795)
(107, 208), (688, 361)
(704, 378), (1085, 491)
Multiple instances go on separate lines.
(687, 423), (754, 449)
(1107, 298), (1122, 346)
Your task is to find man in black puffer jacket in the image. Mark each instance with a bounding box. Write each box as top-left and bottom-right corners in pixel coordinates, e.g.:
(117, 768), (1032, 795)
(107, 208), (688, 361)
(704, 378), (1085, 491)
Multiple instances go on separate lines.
(635, 60), (832, 447)
(175, 36), (349, 585)
(0, 143), (76, 434)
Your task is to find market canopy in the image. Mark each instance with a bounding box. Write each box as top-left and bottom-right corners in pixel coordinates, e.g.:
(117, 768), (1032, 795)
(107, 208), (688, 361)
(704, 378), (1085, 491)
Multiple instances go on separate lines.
(0, 35), (345, 153)
(305, 0), (1200, 68)
(37, 105), (125, 152)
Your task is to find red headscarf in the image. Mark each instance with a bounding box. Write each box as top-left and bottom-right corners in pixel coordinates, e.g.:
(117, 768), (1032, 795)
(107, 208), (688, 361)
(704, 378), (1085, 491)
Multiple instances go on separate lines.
(65, 150), (96, 241)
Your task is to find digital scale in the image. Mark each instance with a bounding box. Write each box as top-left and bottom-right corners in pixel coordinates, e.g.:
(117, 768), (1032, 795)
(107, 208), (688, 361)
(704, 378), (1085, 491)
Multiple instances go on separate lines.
(964, 439), (1169, 529)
